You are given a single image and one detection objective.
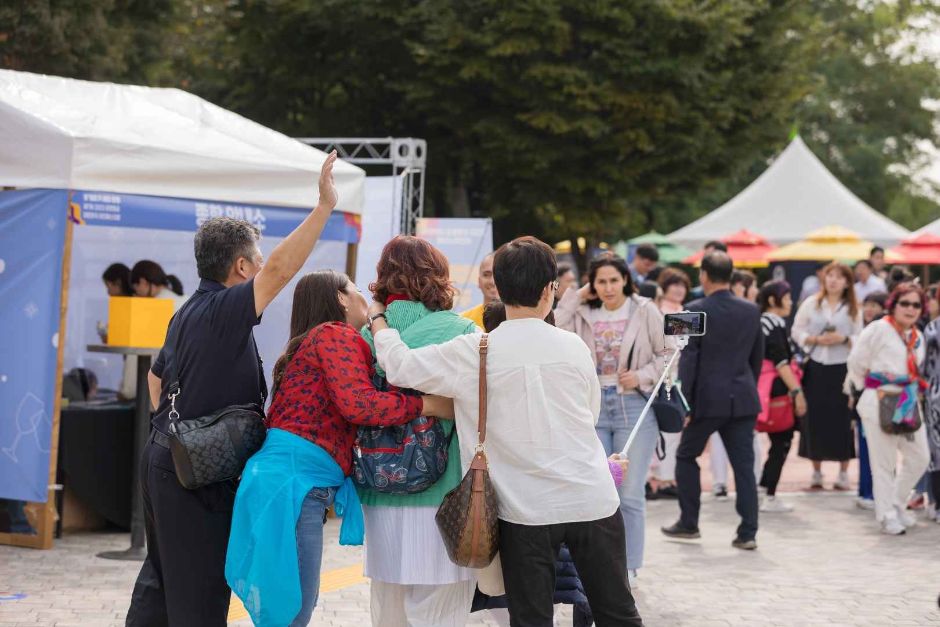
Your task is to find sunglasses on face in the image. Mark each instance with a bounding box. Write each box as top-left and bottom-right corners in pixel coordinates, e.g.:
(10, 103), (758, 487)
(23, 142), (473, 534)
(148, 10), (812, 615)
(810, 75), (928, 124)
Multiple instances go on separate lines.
(896, 300), (922, 310)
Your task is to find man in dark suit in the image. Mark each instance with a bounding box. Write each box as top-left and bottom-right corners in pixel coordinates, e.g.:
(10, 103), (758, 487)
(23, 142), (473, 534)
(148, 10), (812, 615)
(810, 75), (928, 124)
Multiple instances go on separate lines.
(662, 251), (764, 550)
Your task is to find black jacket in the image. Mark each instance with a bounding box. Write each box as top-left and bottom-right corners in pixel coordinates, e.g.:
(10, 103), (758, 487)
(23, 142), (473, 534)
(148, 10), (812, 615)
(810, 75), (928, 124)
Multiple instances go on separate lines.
(679, 289), (764, 419)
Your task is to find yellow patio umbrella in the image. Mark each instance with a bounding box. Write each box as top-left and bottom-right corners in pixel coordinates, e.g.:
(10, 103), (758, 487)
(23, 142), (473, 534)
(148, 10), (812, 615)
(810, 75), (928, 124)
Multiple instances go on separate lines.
(765, 225), (897, 262)
(553, 238), (610, 255)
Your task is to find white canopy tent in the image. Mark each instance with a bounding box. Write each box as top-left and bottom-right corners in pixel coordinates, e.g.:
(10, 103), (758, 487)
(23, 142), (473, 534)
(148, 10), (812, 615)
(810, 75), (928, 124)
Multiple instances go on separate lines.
(0, 69), (365, 212)
(669, 136), (909, 249)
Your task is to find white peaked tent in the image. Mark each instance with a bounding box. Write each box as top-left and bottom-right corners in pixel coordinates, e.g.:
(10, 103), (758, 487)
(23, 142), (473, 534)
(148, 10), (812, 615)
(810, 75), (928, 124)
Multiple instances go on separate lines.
(669, 136), (909, 249)
(0, 70), (365, 212)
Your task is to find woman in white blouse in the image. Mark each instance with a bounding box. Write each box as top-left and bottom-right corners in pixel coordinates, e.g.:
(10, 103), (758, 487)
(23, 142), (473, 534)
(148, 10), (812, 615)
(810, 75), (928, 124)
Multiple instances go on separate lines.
(791, 262), (863, 490)
(846, 286), (931, 535)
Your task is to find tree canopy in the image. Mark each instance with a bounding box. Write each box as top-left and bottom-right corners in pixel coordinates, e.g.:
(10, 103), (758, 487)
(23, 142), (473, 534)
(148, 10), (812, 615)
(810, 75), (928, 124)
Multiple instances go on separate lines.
(2, 0), (938, 249)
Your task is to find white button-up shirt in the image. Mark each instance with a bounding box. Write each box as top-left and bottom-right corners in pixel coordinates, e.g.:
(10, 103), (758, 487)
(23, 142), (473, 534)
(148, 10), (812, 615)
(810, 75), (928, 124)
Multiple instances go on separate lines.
(375, 317), (620, 526)
(791, 297), (863, 365)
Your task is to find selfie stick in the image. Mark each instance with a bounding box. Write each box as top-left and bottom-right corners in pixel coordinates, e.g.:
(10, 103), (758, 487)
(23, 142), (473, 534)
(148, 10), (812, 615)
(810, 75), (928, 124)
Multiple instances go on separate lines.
(617, 334), (689, 459)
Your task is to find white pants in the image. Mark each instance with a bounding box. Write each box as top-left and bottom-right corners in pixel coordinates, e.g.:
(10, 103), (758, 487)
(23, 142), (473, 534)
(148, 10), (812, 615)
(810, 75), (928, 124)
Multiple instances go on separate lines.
(858, 391), (931, 522)
(370, 579), (476, 627)
(655, 432), (681, 481)
(710, 432), (762, 487)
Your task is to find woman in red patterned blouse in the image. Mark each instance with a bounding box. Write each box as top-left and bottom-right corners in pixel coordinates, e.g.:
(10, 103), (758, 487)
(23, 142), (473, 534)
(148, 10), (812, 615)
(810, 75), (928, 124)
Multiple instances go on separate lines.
(261, 270), (453, 625)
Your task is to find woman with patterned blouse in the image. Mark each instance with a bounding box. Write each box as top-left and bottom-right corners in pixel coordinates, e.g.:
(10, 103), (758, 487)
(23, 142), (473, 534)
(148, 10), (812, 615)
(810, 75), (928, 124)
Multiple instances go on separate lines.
(226, 270), (453, 627)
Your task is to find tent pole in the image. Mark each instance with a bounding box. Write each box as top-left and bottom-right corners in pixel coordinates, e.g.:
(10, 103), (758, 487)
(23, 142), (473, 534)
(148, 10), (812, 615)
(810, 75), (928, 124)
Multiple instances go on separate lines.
(346, 243), (359, 282)
(923, 264), (929, 287)
(39, 206), (73, 548)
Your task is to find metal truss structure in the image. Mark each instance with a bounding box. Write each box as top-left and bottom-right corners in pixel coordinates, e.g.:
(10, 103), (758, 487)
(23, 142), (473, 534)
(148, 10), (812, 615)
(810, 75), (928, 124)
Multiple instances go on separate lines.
(296, 137), (427, 235)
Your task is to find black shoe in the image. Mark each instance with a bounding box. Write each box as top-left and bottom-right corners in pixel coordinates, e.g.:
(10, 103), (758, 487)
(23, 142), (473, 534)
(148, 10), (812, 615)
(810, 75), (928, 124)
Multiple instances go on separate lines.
(732, 537), (757, 550)
(656, 485), (679, 499)
(714, 486), (729, 500)
(661, 522), (701, 539)
(645, 482), (658, 501)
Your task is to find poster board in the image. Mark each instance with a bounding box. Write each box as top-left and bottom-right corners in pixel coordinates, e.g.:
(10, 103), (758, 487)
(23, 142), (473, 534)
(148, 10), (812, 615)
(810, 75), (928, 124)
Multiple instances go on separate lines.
(416, 218), (493, 311)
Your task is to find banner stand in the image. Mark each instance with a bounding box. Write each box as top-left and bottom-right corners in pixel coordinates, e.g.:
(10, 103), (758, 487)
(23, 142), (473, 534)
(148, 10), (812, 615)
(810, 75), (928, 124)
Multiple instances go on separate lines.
(0, 212), (72, 549)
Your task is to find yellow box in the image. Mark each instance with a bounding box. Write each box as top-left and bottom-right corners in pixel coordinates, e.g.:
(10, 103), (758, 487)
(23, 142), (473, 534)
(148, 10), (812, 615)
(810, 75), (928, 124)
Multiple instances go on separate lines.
(107, 296), (174, 348)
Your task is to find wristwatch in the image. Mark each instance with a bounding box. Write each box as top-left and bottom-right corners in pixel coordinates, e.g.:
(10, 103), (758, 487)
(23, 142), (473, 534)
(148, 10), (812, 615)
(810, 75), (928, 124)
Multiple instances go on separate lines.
(789, 387), (802, 399)
(368, 312), (387, 328)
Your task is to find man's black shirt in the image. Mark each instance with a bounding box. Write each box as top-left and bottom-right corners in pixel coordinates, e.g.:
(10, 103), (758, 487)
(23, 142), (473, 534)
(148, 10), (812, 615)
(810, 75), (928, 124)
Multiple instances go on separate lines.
(151, 278), (265, 434)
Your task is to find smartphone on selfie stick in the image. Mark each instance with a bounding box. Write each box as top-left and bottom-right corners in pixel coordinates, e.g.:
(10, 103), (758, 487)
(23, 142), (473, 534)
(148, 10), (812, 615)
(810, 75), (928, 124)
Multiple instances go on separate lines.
(613, 311), (706, 461)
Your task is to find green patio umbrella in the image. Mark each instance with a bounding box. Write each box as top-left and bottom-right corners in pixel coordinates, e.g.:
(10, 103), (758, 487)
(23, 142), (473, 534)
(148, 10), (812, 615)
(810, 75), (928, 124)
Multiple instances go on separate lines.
(617, 231), (693, 264)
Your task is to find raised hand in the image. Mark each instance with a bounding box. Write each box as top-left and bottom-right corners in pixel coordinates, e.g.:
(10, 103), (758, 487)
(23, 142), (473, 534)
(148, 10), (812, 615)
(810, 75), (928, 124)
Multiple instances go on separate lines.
(317, 150), (339, 211)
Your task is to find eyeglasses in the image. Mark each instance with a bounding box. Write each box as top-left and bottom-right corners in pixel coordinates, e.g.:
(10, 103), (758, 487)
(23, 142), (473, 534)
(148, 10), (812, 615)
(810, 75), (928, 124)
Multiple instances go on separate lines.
(896, 300), (923, 310)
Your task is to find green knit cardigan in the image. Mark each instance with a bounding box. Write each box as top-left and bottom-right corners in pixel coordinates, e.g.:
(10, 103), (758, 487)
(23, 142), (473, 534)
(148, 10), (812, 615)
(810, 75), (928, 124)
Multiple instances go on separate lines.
(358, 300), (478, 508)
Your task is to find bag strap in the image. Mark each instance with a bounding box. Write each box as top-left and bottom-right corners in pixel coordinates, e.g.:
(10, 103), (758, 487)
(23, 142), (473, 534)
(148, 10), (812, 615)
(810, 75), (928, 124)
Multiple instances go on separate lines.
(477, 334), (489, 446)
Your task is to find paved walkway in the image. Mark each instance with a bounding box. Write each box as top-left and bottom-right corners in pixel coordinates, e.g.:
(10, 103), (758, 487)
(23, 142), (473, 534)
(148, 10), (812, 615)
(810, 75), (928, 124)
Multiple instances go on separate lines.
(1, 489), (937, 626)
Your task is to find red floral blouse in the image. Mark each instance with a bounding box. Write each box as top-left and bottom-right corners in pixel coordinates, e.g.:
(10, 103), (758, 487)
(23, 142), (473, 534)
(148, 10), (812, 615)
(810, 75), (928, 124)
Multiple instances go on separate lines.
(265, 322), (423, 475)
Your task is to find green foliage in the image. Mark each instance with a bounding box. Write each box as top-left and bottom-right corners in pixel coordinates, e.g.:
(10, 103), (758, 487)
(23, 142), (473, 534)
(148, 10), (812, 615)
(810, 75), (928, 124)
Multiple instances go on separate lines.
(212, 0), (817, 247)
(2, 0), (938, 244)
(0, 0), (173, 83)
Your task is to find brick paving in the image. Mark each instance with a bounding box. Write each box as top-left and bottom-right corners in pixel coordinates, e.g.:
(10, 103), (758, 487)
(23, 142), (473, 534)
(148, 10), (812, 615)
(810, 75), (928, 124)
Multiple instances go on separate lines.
(2, 488), (938, 627)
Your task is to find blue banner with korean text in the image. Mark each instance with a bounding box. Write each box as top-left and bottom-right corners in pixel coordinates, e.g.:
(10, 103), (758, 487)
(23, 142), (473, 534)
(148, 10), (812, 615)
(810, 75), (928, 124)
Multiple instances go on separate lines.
(71, 190), (360, 242)
(0, 189), (68, 503)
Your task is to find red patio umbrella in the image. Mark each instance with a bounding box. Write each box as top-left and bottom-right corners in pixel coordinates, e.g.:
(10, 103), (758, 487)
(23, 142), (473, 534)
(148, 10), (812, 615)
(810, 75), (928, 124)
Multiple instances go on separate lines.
(888, 233), (940, 265)
(888, 233), (940, 284)
(683, 229), (777, 268)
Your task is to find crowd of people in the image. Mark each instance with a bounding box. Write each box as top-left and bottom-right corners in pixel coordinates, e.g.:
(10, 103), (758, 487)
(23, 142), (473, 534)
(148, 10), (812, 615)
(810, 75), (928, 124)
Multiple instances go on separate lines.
(121, 154), (938, 627)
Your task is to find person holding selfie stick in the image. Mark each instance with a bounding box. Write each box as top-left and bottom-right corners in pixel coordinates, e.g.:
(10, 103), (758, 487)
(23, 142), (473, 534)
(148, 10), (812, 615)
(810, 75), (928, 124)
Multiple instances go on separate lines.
(661, 252), (765, 550)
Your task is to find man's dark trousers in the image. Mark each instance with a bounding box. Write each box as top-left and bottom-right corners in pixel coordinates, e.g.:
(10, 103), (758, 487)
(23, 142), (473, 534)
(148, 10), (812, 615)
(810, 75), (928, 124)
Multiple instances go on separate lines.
(676, 414), (759, 541)
(498, 511), (644, 627)
(125, 436), (235, 627)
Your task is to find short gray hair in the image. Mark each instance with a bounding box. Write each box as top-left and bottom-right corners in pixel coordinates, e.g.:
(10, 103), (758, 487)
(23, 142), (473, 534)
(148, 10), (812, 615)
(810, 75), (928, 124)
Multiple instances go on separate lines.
(194, 217), (261, 282)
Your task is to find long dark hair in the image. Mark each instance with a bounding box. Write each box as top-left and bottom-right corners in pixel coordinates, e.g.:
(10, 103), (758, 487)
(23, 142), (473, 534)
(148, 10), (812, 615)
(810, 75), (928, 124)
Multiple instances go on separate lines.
(131, 260), (168, 288)
(586, 254), (635, 309)
(271, 270), (350, 396)
(102, 263), (133, 296)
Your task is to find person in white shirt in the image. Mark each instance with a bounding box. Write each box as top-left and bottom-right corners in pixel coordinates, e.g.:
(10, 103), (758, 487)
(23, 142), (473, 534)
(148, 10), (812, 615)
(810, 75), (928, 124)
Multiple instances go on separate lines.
(131, 260), (188, 310)
(854, 260), (887, 303)
(792, 262), (864, 490)
(846, 285), (931, 535)
(368, 236), (643, 626)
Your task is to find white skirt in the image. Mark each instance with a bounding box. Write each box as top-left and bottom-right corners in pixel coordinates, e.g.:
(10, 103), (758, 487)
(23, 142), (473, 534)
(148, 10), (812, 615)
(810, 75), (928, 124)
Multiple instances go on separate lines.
(363, 505), (474, 585)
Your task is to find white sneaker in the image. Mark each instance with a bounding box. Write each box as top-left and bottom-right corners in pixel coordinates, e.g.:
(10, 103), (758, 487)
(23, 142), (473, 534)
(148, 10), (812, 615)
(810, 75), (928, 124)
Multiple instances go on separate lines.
(810, 471), (824, 489)
(833, 471), (851, 491)
(628, 569), (639, 588)
(881, 515), (907, 535)
(855, 498), (876, 511)
(896, 506), (917, 528)
(760, 496), (794, 513)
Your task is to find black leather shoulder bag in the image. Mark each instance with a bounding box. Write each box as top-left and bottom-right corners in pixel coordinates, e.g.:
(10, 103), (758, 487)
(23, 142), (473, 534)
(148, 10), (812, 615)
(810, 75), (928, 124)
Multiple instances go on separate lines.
(164, 321), (267, 490)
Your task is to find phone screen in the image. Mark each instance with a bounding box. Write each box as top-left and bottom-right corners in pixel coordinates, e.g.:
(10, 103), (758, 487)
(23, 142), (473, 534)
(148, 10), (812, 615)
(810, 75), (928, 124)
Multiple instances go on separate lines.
(664, 312), (706, 336)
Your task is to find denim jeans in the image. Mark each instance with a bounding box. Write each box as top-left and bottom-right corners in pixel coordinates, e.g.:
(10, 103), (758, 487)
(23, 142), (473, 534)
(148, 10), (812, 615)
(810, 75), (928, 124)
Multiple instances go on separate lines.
(594, 387), (659, 570)
(290, 486), (336, 627)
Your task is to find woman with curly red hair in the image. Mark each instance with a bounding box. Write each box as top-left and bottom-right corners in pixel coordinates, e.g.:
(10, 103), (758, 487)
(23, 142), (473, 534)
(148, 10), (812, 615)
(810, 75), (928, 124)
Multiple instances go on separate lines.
(359, 235), (479, 626)
(847, 284), (931, 535)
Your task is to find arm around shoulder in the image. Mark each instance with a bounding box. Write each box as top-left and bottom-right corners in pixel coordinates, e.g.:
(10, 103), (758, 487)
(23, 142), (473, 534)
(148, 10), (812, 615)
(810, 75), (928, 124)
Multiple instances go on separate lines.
(375, 329), (475, 398)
